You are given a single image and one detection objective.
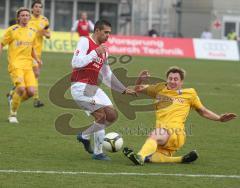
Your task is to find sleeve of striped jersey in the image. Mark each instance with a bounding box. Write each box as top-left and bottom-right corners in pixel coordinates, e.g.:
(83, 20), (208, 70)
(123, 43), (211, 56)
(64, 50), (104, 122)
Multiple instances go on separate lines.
(88, 20), (94, 32)
(71, 20), (79, 32)
(71, 37), (98, 68)
(99, 63), (126, 93)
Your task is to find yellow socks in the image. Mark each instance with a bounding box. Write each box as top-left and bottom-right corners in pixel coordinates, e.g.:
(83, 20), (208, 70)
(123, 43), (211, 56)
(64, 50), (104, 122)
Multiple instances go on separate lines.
(11, 92), (22, 114)
(10, 90), (29, 115)
(138, 138), (157, 159)
(21, 91), (29, 102)
(33, 78), (39, 100)
(150, 152), (183, 163)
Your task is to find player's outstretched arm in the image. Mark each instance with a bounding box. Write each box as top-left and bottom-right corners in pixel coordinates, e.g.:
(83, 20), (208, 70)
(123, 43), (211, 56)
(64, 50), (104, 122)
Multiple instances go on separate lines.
(100, 63), (136, 96)
(135, 70), (150, 94)
(196, 106), (237, 122)
(42, 29), (51, 39)
(32, 47), (42, 67)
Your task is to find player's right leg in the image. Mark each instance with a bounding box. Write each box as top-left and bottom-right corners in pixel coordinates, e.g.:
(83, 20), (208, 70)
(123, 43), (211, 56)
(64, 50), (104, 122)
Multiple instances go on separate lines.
(32, 64), (44, 108)
(123, 128), (169, 165)
(8, 69), (36, 123)
(71, 83), (111, 160)
(146, 130), (198, 164)
(181, 150), (199, 163)
(8, 69), (25, 123)
(138, 128), (169, 162)
(123, 147), (144, 165)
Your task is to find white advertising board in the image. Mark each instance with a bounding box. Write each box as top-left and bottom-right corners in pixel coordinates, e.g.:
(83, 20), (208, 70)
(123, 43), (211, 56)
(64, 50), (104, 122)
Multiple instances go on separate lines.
(193, 39), (240, 61)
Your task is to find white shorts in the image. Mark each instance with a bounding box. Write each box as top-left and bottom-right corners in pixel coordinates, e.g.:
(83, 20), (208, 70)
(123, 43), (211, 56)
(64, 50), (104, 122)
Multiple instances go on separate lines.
(71, 82), (113, 115)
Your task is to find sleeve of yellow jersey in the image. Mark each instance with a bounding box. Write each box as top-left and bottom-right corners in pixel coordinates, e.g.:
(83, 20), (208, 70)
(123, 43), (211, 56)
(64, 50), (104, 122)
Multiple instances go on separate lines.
(44, 17), (50, 32)
(146, 82), (166, 98)
(191, 89), (203, 110)
(1, 27), (13, 46)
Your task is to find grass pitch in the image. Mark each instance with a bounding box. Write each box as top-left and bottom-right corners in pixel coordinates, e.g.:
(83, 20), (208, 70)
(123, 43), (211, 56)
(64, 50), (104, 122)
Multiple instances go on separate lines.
(0, 52), (239, 187)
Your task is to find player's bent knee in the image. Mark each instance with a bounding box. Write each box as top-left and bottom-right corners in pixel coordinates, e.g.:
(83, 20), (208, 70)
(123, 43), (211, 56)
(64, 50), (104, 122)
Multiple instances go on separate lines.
(26, 88), (35, 97)
(104, 107), (118, 123)
(149, 134), (158, 140)
(16, 87), (25, 96)
(106, 110), (118, 123)
(95, 112), (107, 124)
(149, 128), (169, 145)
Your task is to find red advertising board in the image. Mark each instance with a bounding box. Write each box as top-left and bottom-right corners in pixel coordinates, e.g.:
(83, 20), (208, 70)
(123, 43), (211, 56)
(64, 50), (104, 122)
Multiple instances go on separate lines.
(106, 35), (195, 58)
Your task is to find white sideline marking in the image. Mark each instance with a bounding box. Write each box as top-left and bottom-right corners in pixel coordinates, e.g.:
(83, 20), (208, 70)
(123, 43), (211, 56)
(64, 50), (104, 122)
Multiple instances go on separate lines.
(0, 169), (239, 179)
(0, 80), (240, 88)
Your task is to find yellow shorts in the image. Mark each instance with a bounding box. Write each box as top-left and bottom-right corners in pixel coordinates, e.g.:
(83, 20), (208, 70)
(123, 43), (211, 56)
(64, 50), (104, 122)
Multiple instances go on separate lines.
(10, 68), (36, 88)
(156, 128), (186, 156)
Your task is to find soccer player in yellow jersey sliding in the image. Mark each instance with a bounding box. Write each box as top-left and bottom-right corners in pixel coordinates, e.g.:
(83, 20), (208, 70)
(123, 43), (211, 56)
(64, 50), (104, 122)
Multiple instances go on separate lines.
(0, 7), (42, 123)
(29, 0), (51, 107)
(123, 67), (237, 165)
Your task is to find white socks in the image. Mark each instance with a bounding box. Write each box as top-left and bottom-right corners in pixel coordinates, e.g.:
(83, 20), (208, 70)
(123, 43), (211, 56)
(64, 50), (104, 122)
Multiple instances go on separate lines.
(82, 122), (105, 138)
(82, 122), (106, 155)
(94, 129), (105, 155)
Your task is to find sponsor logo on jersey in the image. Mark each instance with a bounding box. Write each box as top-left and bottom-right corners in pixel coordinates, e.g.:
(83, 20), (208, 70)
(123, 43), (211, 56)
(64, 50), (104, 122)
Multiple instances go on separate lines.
(15, 40), (33, 46)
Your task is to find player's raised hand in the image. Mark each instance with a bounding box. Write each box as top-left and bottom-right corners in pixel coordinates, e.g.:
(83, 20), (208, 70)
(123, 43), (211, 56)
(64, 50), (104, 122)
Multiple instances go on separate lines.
(95, 45), (107, 55)
(139, 70), (150, 81)
(219, 113), (237, 122)
(122, 88), (137, 96)
(37, 59), (43, 68)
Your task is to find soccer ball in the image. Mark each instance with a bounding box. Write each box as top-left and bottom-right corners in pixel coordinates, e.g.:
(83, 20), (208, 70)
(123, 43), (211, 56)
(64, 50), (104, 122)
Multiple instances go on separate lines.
(103, 132), (123, 152)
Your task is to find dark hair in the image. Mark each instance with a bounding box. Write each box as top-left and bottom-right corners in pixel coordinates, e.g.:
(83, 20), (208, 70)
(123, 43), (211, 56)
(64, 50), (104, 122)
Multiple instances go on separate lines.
(31, 0), (43, 8)
(166, 66), (186, 80)
(94, 20), (111, 32)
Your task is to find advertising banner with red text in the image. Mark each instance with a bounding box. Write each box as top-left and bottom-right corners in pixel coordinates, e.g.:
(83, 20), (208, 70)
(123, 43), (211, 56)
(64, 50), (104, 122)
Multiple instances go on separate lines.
(193, 39), (240, 61)
(106, 35), (195, 58)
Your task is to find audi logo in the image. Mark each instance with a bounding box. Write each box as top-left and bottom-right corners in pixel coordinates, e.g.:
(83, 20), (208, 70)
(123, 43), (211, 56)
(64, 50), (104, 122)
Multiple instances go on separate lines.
(202, 43), (229, 51)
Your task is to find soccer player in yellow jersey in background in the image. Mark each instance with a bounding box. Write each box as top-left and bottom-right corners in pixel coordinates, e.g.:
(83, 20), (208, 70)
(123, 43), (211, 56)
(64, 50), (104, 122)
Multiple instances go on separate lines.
(29, 0), (51, 107)
(123, 67), (237, 165)
(0, 7), (42, 123)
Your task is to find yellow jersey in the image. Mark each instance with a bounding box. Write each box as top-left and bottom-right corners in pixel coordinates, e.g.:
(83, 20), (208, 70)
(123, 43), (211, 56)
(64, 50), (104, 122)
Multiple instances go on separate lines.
(146, 83), (203, 129)
(28, 15), (50, 58)
(1, 24), (37, 71)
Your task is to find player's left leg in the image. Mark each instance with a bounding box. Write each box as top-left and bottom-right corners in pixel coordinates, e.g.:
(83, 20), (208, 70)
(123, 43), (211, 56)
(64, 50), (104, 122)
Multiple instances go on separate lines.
(33, 64), (44, 108)
(148, 150), (182, 163)
(8, 69), (25, 123)
(91, 106), (118, 160)
(103, 106), (118, 125)
(149, 150), (198, 163)
(91, 91), (117, 161)
(147, 130), (197, 163)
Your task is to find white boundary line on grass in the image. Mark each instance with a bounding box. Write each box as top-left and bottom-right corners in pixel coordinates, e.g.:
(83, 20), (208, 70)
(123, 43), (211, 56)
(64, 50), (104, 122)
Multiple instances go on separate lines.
(0, 169), (239, 179)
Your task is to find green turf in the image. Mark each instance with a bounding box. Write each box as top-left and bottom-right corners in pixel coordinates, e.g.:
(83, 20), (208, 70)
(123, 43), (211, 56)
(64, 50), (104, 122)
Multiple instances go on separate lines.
(0, 51), (239, 187)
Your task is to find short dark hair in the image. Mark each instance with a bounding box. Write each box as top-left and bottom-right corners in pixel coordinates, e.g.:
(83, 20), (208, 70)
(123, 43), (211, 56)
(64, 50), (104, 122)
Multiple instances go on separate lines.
(94, 20), (111, 32)
(31, 0), (43, 8)
(166, 66), (186, 80)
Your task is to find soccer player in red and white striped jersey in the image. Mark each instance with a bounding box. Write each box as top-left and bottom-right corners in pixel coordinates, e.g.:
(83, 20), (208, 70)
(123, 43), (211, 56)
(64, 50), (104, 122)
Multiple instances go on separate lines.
(71, 20), (135, 160)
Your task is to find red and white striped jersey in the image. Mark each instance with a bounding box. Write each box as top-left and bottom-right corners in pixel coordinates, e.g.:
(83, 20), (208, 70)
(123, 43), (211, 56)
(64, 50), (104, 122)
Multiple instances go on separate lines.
(71, 36), (107, 85)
